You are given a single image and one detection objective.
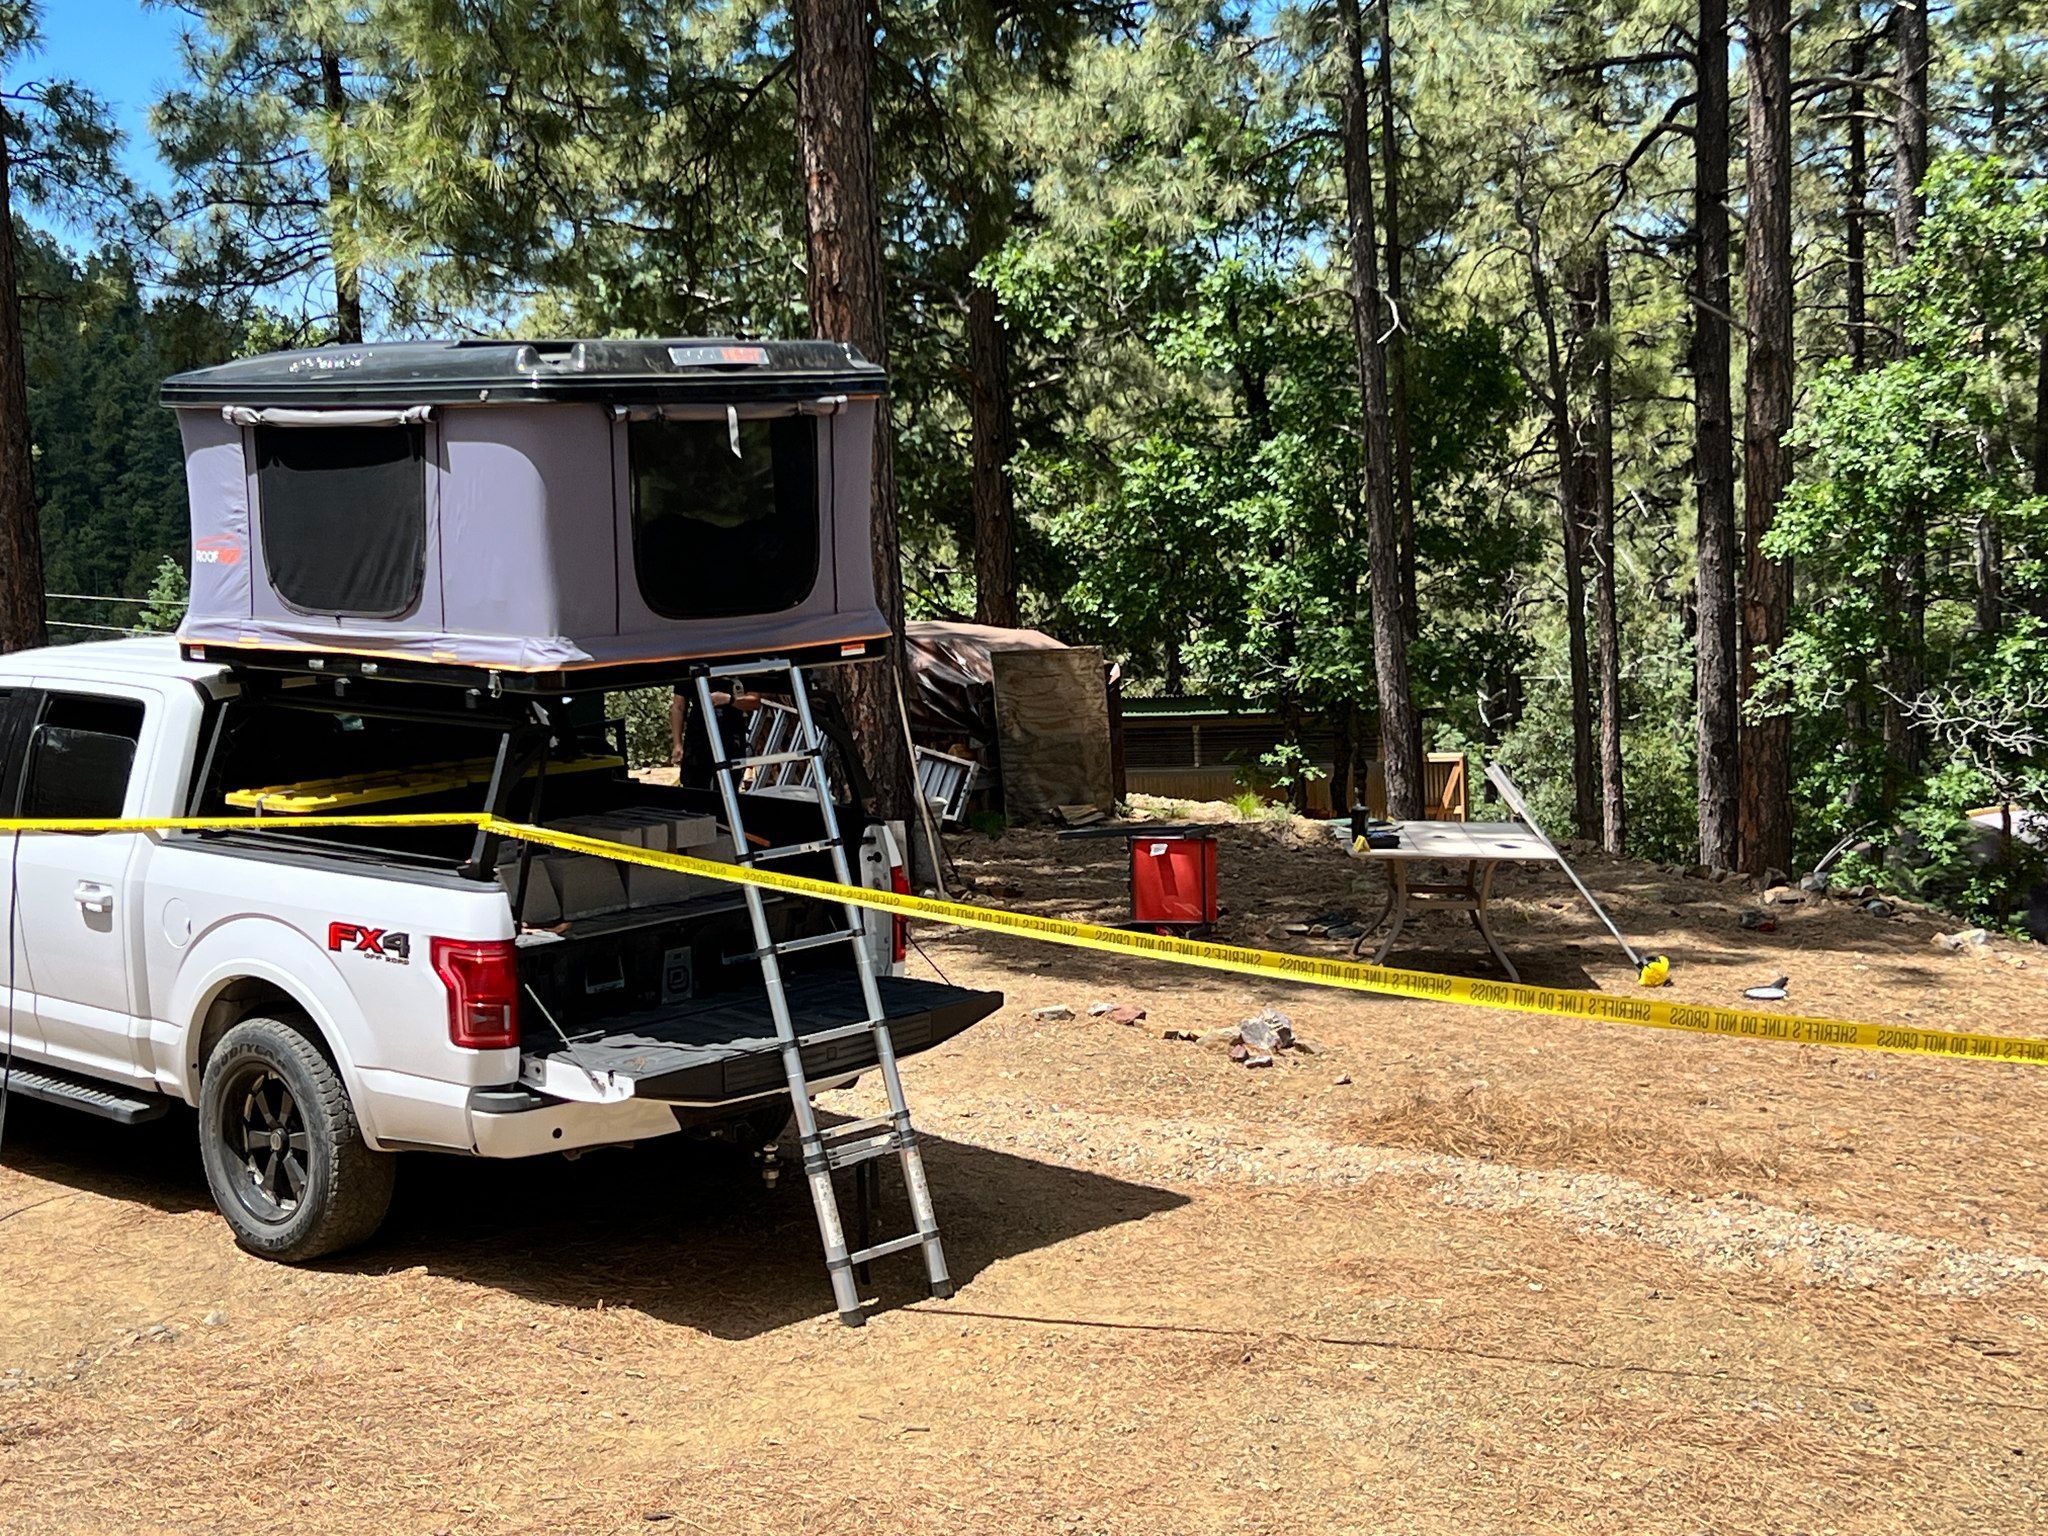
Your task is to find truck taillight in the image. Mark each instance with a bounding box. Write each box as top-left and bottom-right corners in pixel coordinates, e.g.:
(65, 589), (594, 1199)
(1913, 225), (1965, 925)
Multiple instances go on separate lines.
(891, 865), (910, 964)
(432, 938), (521, 1050)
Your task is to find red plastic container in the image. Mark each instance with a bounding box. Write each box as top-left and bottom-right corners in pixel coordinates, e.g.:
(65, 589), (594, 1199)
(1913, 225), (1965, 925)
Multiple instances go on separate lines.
(1129, 834), (1219, 928)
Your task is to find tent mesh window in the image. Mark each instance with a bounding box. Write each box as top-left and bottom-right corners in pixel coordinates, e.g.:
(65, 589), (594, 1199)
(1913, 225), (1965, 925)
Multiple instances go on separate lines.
(628, 415), (819, 618)
(254, 424), (428, 617)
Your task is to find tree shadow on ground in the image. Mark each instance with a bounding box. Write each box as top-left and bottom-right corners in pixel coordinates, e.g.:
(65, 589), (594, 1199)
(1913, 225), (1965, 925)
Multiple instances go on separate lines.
(0, 1097), (1186, 1340)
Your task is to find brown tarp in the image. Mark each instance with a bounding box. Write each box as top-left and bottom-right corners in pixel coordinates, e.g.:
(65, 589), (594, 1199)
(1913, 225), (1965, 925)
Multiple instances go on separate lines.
(904, 621), (1123, 818)
(903, 621), (1068, 752)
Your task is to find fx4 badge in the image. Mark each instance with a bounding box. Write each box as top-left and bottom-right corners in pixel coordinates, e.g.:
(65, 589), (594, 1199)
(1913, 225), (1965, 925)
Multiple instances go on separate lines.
(328, 922), (412, 964)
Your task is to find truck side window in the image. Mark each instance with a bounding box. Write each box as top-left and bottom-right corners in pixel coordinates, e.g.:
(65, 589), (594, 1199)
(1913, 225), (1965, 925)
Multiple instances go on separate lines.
(18, 693), (144, 820)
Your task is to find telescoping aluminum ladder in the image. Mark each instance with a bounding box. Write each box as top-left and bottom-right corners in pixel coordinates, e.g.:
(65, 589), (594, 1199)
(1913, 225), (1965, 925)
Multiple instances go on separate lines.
(694, 664), (953, 1326)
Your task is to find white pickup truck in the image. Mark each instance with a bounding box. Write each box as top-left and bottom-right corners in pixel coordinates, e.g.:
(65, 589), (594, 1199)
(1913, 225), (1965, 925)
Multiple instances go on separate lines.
(0, 638), (997, 1261)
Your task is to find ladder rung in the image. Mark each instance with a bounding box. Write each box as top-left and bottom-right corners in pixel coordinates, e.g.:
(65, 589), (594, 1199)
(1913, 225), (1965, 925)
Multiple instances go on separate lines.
(755, 929), (861, 960)
(821, 1114), (897, 1141)
(848, 1232), (928, 1266)
(798, 1019), (881, 1047)
(727, 749), (814, 770)
(743, 838), (837, 863)
(823, 1135), (899, 1171)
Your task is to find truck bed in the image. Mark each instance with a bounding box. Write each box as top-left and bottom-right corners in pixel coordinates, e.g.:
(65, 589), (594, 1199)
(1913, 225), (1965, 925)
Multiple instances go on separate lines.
(525, 974), (1002, 1105)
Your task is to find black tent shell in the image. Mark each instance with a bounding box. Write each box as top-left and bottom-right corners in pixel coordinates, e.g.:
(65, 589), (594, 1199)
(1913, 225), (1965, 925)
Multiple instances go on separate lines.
(160, 337), (886, 408)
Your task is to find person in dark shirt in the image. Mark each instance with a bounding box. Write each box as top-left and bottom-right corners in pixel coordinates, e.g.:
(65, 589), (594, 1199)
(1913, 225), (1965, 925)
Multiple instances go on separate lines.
(669, 681), (762, 789)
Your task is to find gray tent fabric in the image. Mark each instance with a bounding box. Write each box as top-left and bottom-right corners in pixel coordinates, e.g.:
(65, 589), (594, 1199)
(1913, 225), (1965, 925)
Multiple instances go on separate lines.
(168, 340), (889, 673)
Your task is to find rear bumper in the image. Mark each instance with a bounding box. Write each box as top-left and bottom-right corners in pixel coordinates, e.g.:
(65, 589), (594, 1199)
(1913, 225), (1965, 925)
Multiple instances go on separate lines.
(467, 1090), (686, 1157)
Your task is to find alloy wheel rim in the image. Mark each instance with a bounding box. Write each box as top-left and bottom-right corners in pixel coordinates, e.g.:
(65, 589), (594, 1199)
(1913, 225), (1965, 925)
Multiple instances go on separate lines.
(222, 1066), (310, 1223)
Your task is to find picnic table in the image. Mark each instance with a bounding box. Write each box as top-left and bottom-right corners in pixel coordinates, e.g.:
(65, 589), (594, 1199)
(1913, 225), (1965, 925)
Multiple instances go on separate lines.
(1349, 820), (1565, 982)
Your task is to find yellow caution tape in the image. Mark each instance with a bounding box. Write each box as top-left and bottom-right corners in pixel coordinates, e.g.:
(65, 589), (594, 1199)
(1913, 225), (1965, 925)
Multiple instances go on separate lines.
(499, 819), (2048, 1069)
(3, 811), (2042, 1069)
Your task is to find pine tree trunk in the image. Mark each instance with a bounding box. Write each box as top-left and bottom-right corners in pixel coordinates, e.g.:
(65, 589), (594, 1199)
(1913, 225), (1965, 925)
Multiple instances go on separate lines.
(1892, 1), (1927, 268)
(1975, 506), (2002, 638)
(1882, 0), (1929, 783)
(1739, 0), (1796, 877)
(2037, 322), (2048, 624)
(1526, 206), (1598, 845)
(319, 48), (364, 345)
(1560, 260), (1599, 846)
(794, 0), (910, 819)
(0, 118), (43, 655)
(1840, 44), (1874, 763)
(1845, 36), (1867, 370)
(1338, 0), (1422, 820)
(967, 279), (1019, 629)
(2037, 329), (2048, 498)
(1331, 700), (1356, 815)
(1692, 0), (1739, 870)
(1375, 0), (1418, 642)
(1590, 244), (1625, 855)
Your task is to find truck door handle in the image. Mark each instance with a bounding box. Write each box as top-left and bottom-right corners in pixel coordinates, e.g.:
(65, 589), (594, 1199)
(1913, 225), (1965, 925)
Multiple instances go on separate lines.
(73, 880), (114, 914)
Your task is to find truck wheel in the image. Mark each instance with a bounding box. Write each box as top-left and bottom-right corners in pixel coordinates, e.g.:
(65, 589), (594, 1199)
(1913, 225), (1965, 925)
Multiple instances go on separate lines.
(198, 1015), (396, 1262)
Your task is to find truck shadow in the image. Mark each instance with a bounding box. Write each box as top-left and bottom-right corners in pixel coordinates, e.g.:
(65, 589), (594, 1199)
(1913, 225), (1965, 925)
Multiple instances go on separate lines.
(0, 1097), (213, 1214)
(374, 1127), (1187, 1339)
(2, 1099), (1186, 1339)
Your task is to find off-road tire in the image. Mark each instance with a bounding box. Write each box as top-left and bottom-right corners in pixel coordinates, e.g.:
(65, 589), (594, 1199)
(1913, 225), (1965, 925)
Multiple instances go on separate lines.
(198, 1014), (396, 1261)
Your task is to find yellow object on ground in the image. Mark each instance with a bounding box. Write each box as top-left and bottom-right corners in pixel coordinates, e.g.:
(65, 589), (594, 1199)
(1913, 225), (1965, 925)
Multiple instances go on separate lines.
(1637, 954), (1671, 987)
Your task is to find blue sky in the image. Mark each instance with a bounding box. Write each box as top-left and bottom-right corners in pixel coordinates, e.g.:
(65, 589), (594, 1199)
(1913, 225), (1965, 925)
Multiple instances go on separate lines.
(27, 0), (187, 206)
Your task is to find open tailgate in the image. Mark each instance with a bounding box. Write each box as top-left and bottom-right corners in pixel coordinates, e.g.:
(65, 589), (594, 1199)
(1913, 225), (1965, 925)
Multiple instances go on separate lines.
(519, 974), (1001, 1106)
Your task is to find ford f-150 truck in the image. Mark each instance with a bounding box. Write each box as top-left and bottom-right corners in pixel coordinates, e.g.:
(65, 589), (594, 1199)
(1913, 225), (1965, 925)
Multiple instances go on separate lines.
(0, 637), (998, 1261)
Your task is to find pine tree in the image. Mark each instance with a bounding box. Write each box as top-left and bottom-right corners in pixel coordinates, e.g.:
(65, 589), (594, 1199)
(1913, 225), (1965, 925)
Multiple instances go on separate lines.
(794, 0), (912, 817)
(0, 0), (123, 652)
(1376, 0), (1418, 640)
(1693, 0), (1739, 868)
(152, 0), (381, 339)
(1739, 0), (1796, 876)
(0, 109), (37, 652)
(1338, 0), (1421, 820)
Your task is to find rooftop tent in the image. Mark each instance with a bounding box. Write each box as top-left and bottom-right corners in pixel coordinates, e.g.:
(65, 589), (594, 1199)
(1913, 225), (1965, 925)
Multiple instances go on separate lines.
(160, 338), (891, 686)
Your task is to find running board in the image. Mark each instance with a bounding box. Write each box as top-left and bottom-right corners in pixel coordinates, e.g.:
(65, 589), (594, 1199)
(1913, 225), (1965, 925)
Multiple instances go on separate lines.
(2, 1061), (171, 1124)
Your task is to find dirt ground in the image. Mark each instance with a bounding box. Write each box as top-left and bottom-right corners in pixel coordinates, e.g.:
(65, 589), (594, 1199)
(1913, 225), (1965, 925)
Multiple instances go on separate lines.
(7, 807), (2048, 1534)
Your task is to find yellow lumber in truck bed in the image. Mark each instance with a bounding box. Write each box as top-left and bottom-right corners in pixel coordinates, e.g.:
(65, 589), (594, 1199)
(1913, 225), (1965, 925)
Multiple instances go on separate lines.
(225, 752), (625, 813)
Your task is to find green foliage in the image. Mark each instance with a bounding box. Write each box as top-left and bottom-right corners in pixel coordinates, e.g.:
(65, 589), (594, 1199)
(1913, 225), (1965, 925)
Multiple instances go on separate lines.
(20, 225), (247, 600)
(0, 1), (127, 233)
(1764, 156), (2048, 908)
(149, 0), (379, 336)
(608, 687), (674, 771)
(135, 556), (189, 633)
